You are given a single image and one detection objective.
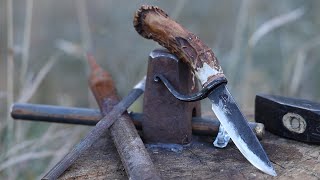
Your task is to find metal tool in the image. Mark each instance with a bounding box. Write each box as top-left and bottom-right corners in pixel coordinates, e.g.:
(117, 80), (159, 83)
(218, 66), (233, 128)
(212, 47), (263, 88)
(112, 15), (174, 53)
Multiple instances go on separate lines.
(11, 103), (265, 139)
(143, 49), (201, 144)
(86, 54), (160, 180)
(256, 94), (320, 144)
(133, 5), (276, 176)
(42, 54), (159, 179)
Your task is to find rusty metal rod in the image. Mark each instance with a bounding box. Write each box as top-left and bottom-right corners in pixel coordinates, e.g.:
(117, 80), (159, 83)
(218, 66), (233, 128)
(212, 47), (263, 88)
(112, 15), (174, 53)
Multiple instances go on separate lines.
(86, 54), (160, 180)
(41, 78), (146, 180)
(42, 54), (159, 179)
(11, 103), (264, 139)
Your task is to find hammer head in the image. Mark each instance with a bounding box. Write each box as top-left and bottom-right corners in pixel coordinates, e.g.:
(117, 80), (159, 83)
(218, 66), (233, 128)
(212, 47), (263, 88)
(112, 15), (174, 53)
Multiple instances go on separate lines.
(255, 94), (320, 144)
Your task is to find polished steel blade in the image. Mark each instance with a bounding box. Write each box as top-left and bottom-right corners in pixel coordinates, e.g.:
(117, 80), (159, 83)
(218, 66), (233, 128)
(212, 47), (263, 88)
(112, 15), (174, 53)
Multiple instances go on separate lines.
(208, 84), (276, 176)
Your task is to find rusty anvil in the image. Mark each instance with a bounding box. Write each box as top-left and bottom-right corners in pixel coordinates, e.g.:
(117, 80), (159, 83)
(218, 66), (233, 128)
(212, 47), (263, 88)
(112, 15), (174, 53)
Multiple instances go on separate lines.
(142, 49), (201, 144)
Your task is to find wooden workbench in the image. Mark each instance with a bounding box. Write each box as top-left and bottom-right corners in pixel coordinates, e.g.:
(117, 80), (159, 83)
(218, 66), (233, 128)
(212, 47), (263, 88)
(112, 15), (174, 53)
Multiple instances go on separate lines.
(59, 129), (320, 180)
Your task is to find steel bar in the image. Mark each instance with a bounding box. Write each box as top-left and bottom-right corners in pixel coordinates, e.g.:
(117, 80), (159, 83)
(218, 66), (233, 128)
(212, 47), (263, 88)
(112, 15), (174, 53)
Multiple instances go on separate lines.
(11, 103), (264, 139)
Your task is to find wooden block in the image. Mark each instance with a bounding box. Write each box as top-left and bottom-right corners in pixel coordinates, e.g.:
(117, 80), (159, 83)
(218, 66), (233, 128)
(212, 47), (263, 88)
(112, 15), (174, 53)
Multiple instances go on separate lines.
(60, 130), (320, 179)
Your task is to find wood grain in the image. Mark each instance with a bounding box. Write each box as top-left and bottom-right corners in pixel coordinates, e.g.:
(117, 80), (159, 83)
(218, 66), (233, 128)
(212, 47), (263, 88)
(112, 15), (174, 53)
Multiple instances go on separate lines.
(59, 130), (320, 180)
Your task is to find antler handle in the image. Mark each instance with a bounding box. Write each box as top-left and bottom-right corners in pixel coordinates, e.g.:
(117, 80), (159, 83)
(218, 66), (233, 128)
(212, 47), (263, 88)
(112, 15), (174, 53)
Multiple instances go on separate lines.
(134, 5), (226, 87)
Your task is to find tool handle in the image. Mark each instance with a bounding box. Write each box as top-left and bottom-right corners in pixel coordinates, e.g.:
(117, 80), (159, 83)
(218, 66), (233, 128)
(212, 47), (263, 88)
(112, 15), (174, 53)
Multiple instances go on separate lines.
(134, 5), (226, 87)
(87, 53), (118, 109)
(87, 55), (161, 180)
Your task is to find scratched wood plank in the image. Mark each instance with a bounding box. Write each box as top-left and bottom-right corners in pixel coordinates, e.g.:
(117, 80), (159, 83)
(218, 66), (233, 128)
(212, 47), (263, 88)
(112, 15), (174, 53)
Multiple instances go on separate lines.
(59, 131), (320, 180)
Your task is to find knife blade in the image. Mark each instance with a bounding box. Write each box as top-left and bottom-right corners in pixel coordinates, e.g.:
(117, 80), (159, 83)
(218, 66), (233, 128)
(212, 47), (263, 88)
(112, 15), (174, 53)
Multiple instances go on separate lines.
(133, 5), (276, 176)
(209, 84), (276, 176)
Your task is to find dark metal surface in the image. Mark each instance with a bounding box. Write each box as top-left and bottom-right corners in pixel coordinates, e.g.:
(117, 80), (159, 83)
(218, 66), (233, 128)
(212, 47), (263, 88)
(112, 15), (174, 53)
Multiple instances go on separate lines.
(11, 103), (101, 125)
(255, 94), (320, 144)
(11, 103), (265, 139)
(143, 49), (201, 144)
(154, 74), (227, 102)
(209, 84), (276, 176)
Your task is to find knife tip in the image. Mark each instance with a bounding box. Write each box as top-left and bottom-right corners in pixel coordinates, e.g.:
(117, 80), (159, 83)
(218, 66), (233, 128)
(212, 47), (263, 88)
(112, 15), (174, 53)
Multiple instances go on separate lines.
(264, 166), (277, 177)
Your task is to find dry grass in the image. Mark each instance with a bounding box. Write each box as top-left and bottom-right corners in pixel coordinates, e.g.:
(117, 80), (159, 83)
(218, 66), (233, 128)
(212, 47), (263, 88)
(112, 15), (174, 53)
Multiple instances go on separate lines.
(5, 0), (14, 151)
(20, 0), (34, 85)
(1, 1), (89, 179)
(288, 36), (320, 96)
(248, 7), (305, 47)
(1, 1), (320, 179)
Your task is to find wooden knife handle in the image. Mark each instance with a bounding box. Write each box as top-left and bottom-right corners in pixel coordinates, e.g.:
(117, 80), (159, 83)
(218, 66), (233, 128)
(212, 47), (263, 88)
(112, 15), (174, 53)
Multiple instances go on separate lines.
(134, 5), (226, 87)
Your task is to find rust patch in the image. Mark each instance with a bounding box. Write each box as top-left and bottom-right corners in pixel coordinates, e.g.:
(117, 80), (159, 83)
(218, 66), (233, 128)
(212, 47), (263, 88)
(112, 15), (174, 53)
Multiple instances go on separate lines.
(142, 49), (201, 144)
(87, 53), (118, 110)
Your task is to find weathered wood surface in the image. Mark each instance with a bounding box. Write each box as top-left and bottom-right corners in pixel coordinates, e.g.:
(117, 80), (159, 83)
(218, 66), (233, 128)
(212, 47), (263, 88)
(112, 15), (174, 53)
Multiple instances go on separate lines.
(59, 130), (320, 180)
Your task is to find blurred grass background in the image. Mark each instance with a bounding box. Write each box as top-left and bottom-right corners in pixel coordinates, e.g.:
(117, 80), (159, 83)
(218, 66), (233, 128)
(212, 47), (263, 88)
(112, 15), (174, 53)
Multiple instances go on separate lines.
(1, 0), (320, 179)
